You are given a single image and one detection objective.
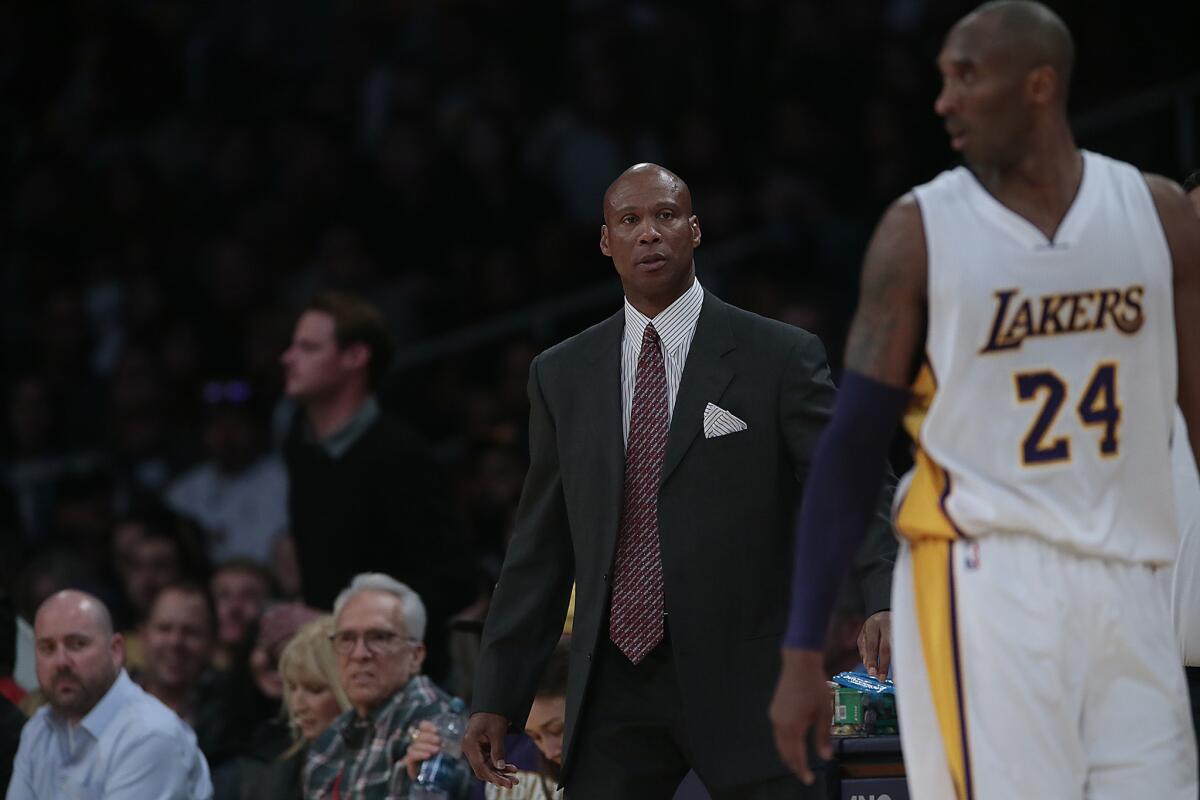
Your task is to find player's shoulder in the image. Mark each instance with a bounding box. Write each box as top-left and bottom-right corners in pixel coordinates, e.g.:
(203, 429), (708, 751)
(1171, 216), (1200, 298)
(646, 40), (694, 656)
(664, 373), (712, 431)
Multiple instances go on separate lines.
(1080, 150), (1172, 201)
(1142, 172), (1188, 202)
(864, 191), (928, 274)
(1138, 171), (1195, 233)
(879, 191), (925, 231)
(910, 164), (972, 204)
(1139, 171), (1200, 261)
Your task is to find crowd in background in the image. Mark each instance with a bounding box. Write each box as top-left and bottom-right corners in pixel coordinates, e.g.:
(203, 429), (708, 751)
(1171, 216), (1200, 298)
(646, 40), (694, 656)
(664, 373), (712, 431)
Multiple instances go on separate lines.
(0, 0), (1196, 797)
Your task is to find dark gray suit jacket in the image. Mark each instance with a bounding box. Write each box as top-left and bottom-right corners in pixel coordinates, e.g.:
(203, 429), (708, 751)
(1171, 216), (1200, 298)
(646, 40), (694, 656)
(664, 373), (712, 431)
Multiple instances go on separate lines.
(473, 291), (896, 790)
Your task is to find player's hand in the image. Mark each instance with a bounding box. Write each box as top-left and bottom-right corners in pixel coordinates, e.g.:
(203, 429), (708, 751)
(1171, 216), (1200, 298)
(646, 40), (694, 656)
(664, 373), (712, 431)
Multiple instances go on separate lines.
(402, 720), (442, 780)
(857, 610), (893, 679)
(769, 648), (832, 785)
(463, 711), (519, 788)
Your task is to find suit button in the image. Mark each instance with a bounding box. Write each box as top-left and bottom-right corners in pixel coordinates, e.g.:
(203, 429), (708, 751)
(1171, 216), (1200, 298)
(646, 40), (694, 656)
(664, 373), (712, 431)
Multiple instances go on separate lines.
(602, 573), (608, 582)
(587, 653), (592, 661)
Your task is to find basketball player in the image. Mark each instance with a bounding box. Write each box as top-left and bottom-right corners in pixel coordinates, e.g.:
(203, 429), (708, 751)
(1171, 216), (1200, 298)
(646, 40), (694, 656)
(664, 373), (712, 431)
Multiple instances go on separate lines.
(770, 2), (1200, 798)
(1171, 175), (1200, 743)
(1169, 173), (1200, 668)
(1168, 404), (1200, 666)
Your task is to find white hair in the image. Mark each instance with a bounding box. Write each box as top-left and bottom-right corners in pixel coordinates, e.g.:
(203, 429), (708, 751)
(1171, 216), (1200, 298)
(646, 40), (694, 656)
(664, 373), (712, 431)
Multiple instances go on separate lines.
(332, 573), (427, 642)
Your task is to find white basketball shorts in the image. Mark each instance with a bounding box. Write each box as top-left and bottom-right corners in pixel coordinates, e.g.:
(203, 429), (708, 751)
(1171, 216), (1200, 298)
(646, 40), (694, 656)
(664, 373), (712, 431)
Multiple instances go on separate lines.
(891, 534), (1197, 800)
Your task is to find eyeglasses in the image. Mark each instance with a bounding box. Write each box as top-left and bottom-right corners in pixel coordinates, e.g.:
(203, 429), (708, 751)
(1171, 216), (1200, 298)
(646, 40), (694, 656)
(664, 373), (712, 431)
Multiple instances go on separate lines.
(329, 629), (416, 656)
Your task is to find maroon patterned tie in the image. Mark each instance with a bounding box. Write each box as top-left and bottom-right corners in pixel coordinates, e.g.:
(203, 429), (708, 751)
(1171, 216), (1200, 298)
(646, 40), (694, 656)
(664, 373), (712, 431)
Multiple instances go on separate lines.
(609, 323), (668, 664)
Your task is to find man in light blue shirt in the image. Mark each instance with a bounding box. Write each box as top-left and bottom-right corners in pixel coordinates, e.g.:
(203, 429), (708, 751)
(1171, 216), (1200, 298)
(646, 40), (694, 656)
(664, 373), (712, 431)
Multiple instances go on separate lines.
(7, 589), (212, 800)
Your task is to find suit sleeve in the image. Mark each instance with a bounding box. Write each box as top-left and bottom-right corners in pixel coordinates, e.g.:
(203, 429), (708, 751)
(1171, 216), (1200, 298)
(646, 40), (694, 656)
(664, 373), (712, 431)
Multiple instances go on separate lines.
(780, 331), (898, 618)
(472, 356), (576, 726)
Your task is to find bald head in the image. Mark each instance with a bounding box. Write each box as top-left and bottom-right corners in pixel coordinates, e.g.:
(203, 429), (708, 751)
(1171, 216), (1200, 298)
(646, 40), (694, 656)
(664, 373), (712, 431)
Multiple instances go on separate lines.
(602, 163), (693, 221)
(36, 590), (114, 639)
(35, 590), (122, 724)
(962, 1), (1074, 103)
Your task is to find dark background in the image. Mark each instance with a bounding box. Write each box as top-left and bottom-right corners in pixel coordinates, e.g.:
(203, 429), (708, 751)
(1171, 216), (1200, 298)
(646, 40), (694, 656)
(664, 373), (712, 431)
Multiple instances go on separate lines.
(1, 0), (1197, 601)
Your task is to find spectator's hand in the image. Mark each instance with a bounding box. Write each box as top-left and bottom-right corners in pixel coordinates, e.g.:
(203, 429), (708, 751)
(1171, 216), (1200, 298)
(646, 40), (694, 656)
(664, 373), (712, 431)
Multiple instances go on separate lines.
(464, 711), (518, 788)
(403, 721), (442, 780)
(769, 648), (832, 785)
(857, 610), (893, 679)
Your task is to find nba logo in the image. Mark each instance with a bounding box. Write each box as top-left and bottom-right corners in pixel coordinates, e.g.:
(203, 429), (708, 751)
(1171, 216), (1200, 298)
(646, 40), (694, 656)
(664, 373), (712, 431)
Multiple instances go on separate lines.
(964, 541), (981, 570)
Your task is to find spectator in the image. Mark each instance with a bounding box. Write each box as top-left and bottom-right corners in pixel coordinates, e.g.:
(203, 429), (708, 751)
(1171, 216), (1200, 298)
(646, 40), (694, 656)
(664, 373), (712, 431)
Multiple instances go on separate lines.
(1, 592), (25, 797)
(239, 615), (348, 800)
(210, 559), (274, 671)
(200, 602), (322, 799)
(137, 582), (215, 724)
(303, 573), (471, 800)
(7, 590), (212, 799)
(0, 693), (22, 796)
(134, 581), (263, 792)
(280, 291), (474, 682)
(116, 501), (203, 628)
(248, 602), (322, 714)
(165, 378), (289, 565)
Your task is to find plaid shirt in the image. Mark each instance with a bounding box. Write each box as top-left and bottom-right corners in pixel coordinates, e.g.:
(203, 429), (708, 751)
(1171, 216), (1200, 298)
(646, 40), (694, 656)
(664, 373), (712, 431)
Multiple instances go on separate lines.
(304, 675), (472, 800)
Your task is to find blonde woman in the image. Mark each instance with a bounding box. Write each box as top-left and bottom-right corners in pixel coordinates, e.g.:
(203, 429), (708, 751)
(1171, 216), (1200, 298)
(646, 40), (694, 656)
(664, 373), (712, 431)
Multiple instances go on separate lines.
(240, 615), (349, 800)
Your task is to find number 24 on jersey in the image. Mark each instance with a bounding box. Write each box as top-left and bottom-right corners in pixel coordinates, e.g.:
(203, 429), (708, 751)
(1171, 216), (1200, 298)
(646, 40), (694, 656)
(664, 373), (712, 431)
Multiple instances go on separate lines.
(1015, 363), (1120, 465)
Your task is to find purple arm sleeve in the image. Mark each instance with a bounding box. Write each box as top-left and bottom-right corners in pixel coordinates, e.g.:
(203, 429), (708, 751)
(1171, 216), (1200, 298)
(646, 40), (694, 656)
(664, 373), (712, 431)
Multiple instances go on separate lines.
(784, 369), (910, 650)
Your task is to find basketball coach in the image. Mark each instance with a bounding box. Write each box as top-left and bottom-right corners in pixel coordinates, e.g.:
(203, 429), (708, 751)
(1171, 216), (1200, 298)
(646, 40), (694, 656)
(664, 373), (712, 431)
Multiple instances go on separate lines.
(464, 163), (897, 799)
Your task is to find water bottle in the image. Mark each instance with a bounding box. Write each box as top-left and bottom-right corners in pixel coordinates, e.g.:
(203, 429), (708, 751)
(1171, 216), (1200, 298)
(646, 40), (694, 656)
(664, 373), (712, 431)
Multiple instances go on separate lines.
(406, 697), (468, 799)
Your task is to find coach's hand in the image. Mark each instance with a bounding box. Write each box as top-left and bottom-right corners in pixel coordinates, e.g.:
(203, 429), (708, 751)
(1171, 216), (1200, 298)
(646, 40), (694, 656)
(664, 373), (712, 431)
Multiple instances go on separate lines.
(858, 610), (893, 679)
(769, 648), (832, 785)
(464, 711), (519, 788)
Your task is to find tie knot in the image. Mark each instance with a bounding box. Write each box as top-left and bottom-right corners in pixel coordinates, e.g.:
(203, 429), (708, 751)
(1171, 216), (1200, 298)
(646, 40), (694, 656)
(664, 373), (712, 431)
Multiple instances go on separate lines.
(642, 324), (660, 348)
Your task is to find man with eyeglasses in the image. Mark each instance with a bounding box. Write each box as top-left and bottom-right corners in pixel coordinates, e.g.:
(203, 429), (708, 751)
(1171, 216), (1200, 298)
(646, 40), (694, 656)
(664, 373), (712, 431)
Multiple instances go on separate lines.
(303, 573), (471, 799)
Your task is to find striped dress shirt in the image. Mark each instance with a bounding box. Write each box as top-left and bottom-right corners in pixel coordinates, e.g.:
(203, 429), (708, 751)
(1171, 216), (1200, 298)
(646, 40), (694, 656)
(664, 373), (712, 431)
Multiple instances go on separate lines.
(621, 278), (705, 446)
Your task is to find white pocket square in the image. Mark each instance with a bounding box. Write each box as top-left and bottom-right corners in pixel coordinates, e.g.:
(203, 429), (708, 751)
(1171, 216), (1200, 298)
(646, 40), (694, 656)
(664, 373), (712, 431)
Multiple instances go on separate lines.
(703, 402), (748, 439)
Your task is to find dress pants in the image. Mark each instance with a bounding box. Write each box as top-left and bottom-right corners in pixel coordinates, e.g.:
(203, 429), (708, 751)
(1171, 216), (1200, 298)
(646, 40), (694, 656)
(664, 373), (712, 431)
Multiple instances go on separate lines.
(565, 633), (825, 800)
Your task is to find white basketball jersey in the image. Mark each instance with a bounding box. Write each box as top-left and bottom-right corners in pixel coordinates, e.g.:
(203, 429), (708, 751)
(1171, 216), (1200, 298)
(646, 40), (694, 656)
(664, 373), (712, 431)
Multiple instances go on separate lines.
(896, 150), (1179, 564)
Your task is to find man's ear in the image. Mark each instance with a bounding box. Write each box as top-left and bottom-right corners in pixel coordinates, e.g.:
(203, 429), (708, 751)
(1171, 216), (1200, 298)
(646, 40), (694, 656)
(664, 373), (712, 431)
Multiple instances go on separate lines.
(599, 225), (611, 257)
(1026, 64), (1058, 107)
(111, 631), (126, 669)
(410, 641), (427, 673)
(690, 215), (702, 248)
(341, 342), (370, 372)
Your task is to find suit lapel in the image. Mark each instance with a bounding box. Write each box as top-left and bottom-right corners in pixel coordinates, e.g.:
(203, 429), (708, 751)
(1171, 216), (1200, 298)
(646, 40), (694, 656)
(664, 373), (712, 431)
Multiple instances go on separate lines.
(581, 311), (626, 565)
(661, 292), (735, 485)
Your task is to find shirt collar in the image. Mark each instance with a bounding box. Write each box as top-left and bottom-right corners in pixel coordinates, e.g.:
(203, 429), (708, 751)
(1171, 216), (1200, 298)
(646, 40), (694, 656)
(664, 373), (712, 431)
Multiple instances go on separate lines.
(77, 669), (135, 740)
(318, 396), (381, 459)
(622, 278), (704, 356)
